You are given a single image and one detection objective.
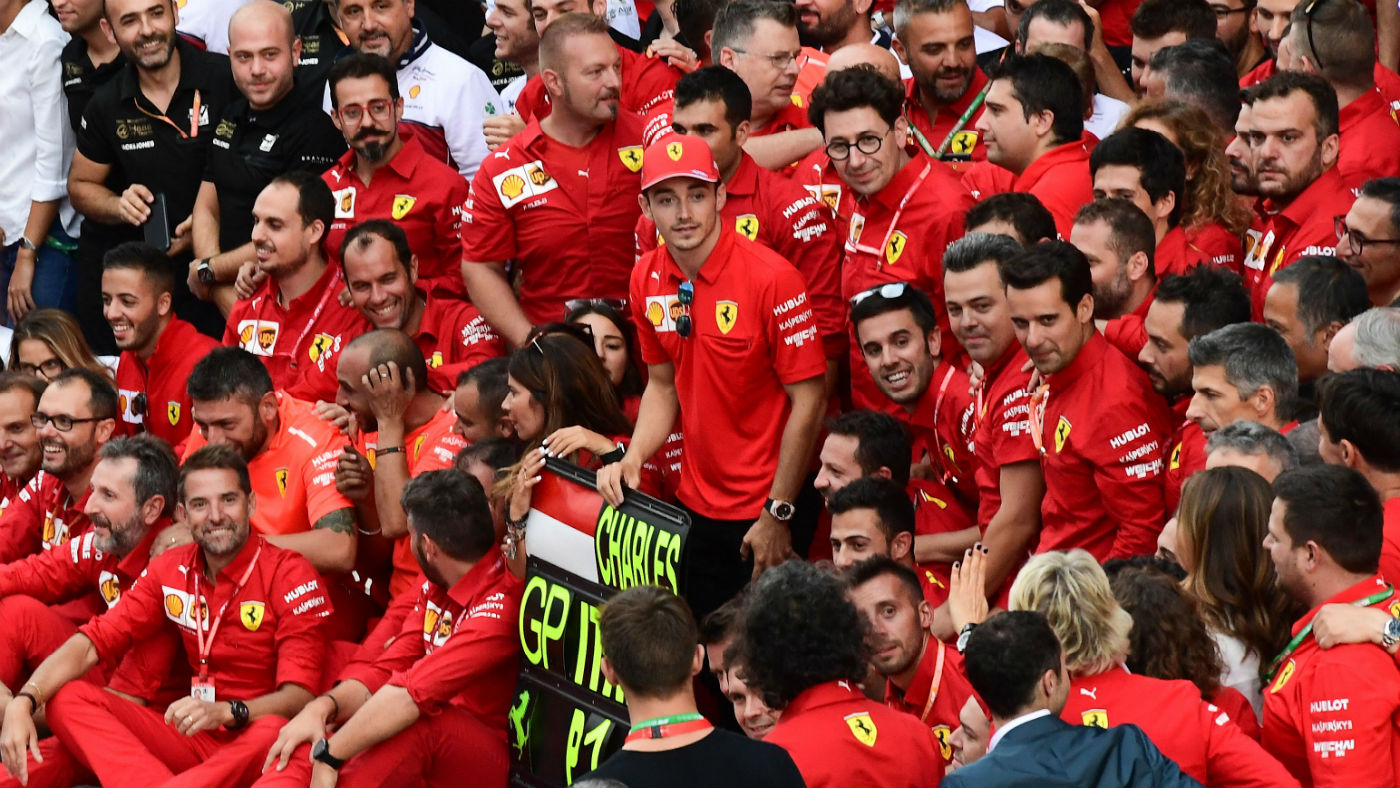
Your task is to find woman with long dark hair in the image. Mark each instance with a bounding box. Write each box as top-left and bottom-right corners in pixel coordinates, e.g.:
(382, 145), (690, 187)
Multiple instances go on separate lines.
(565, 299), (645, 422)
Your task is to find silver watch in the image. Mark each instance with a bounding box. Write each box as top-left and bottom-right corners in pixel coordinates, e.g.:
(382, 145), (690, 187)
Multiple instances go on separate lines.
(17, 236), (38, 252)
(1383, 616), (1400, 650)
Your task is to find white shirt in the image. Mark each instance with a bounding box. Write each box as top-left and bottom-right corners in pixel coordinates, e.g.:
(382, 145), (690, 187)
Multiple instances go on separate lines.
(987, 708), (1053, 752)
(175, 0), (254, 55)
(0, 0), (76, 243)
(1086, 92), (1130, 141)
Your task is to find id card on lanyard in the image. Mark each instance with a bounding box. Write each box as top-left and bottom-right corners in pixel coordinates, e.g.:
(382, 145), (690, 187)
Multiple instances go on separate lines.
(844, 162), (933, 269)
(190, 544), (262, 700)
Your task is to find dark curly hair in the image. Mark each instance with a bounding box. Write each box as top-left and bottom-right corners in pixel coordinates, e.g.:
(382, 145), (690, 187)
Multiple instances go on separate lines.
(739, 561), (870, 709)
(1106, 563), (1222, 698)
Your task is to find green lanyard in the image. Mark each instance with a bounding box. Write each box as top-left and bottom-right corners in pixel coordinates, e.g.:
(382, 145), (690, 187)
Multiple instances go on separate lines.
(626, 712), (710, 743)
(1263, 585), (1394, 682)
(906, 82), (990, 160)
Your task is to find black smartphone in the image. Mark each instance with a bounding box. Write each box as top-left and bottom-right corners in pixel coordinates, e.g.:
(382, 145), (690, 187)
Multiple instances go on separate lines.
(143, 193), (171, 251)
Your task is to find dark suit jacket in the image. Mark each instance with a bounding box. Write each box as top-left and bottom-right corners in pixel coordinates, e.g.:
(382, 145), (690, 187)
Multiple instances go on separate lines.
(939, 714), (1205, 788)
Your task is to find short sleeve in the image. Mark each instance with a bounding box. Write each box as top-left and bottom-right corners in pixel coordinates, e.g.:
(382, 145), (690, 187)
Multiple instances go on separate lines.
(75, 91), (116, 165)
(763, 264), (826, 385)
(460, 164), (517, 262)
(269, 552), (333, 691)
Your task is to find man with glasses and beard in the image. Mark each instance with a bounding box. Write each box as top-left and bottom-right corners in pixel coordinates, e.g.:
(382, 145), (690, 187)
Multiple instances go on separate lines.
(0, 369), (116, 566)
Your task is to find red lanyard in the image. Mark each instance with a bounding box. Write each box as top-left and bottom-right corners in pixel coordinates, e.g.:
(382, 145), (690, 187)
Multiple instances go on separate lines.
(1028, 383), (1050, 456)
(927, 364), (958, 484)
(847, 161), (933, 266)
(191, 544), (262, 680)
(136, 89), (201, 139)
(253, 276), (338, 370)
(918, 640), (948, 724)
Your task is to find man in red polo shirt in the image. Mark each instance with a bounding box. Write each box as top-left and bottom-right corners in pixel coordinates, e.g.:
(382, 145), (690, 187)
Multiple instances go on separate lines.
(741, 560), (945, 787)
(809, 65), (972, 411)
(225, 174), (367, 404)
(849, 555), (977, 767)
(0, 370), (116, 566)
(1071, 199), (1158, 359)
(1262, 464), (1400, 787)
(333, 330), (466, 599)
(1316, 369), (1400, 582)
(321, 53), (469, 298)
(1004, 241), (1170, 560)
(640, 66), (845, 365)
(1240, 73), (1355, 316)
(1186, 322), (1300, 436)
(973, 53), (1094, 238)
(942, 232), (1044, 604)
(463, 13), (646, 347)
(0, 375), (45, 520)
(893, 0), (989, 167)
(103, 242), (219, 453)
(597, 133), (827, 619)
(341, 221), (504, 395)
(0, 445), (332, 788)
(255, 470), (520, 788)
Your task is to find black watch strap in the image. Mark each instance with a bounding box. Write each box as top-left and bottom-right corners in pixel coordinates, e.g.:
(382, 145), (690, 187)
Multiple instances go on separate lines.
(227, 699), (250, 729)
(312, 738), (347, 770)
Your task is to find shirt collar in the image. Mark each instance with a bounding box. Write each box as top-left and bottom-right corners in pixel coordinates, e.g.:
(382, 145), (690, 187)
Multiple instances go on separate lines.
(118, 517), (170, 579)
(1293, 574), (1392, 635)
(984, 344), (1027, 386)
(904, 69), (988, 123)
(660, 226), (738, 285)
(780, 679), (865, 718)
(883, 635), (936, 710)
(1268, 167), (1347, 226)
(120, 36), (204, 102)
(862, 154), (932, 213)
(197, 533), (264, 585)
(987, 708), (1052, 752)
(726, 153), (760, 198)
(1045, 330), (1108, 390)
(443, 553), (507, 608)
(397, 20), (430, 69)
(1014, 138), (1088, 190)
(1339, 88), (1386, 134)
(8, 1), (47, 38)
(148, 317), (199, 369)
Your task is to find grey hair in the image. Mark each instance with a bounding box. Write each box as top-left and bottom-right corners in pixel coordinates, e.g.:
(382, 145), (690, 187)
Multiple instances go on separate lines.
(942, 232), (1024, 275)
(1352, 307), (1400, 369)
(892, 0), (968, 38)
(1188, 323), (1299, 419)
(1204, 420), (1299, 474)
(711, 0), (797, 55)
(97, 434), (180, 517)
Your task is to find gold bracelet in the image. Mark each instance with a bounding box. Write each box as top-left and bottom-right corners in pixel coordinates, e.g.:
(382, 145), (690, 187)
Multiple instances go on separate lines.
(22, 681), (43, 705)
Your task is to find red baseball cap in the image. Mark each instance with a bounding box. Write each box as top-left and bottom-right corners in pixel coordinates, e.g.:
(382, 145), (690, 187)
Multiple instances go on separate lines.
(640, 133), (722, 191)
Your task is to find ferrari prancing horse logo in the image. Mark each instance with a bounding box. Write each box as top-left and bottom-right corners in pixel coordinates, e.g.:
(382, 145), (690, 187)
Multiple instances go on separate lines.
(715, 301), (738, 335)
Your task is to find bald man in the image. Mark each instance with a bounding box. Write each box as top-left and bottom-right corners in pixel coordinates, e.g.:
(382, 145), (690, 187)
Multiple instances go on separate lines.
(190, 0), (346, 314)
(826, 41), (903, 80)
(332, 329), (466, 598)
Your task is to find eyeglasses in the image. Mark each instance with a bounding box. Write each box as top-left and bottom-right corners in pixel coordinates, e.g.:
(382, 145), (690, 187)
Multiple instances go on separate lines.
(336, 99), (394, 125)
(728, 48), (801, 70)
(1209, 3), (1249, 19)
(14, 358), (64, 379)
(850, 281), (909, 308)
(526, 321), (595, 353)
(676, 281), (694, 338)
(31, 412), (104, 432)
(826, 129), (890, 162)
(563, 297), (628, 318)
(1302, 0), (1327, 71)
(1335, 214), (1400, 255)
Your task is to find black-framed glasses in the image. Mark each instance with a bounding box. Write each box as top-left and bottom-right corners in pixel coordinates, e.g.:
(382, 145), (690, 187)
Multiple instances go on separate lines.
(31, 412), (104, 432)
(1302, 0), (1327, 71)
(1209, 2), (1249, 19)
(676, 281), (694, 339)
(563, 297), (628, 319)
(526, 321), (595, 352)
(1335, 214), (1400, 255)
(850, 281), (909, 308)
(826, 129), (890, 162)
(14, 358), (64, 379)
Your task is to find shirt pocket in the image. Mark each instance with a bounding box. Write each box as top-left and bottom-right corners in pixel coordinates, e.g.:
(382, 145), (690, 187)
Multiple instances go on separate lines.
(698, 332), (754, 365)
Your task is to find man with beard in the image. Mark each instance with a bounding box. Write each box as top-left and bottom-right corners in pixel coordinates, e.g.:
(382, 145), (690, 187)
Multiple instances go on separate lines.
(223, 173), (366, 404)
(0, 369), (116, 565)
(1069, 198), (1158, 358)
(1140, 264), (1252, 511)
(848, 555), (978, 770)
(318, 54), (470, 299)
(67, 0), (236, 339)
(182, 348), (361, 637)
(796, 0), (885, 54)
(0, 375), (46, 519)
(104, 242), (219, 451)
(463, 13), (647, 346)
(0, 444), (332, 788)
(1211, 0), (1266, 78)
(893, 0), (987, 165)
(1004, 241), (1170, 560)
(1239, 73), (1355, 317)
(190, 0), (345, 315)
(255, 469), (522, 788)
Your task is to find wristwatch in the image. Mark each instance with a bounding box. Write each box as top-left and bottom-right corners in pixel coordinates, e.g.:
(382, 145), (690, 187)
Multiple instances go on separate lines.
(196, 258), (216, 285)
(1383, 616), (1400, 651)
(765, 498), (795, 522)
(17, 236), (38, 253)
(956, 623), (977, 654)
(311, 738), (346, 770)
(227, 699), (250, 730)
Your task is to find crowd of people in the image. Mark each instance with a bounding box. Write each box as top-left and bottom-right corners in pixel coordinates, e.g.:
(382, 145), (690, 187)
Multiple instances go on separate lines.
(0, 0), (1396, 783)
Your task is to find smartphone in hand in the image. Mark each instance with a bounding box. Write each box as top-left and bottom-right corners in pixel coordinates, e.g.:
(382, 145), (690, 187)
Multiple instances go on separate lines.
(143, 193), (171, 251)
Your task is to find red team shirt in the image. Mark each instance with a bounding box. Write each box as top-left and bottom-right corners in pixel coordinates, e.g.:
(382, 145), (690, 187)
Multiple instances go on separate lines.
(1336, 88), (1400, 193)
(902, 71), (990, 169)
(322, 129), (470, 297)
(907, 363), (979, 508)
(1012, 139), (1096, 239)
(1034, 333), (1171, 560)
(512, 43), (675, 124)
(1380, 497), (1400, 584)
(462, 113), (645, 325)
(630, 228), (827, 519)
(969, 345), (1038, 528)
(1103, 288), (1154, 360)
(1242, 168), (1355, 317)
(115, 318), (219, 453)
(0, 472), (91, 564)
(1157, 223), (1245, 278)
(0, 525), (164, 611)
(883, 638), (978, 766)
(1164, 396), (1208, 515)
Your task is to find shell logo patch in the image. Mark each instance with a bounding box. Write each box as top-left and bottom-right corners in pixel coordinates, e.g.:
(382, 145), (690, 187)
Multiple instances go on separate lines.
(408, 84), (421, 98)
(165, 593), (184, 618)
(392, 194), (417, 220)
(1054, 416), (1072, 453)
(499, 173), (525, 200)
(844, 712), (878, 747)
(1082, 709), (1109, 728)
(493, 160), (560, 208)
(619, 146), (644, 172)
(647, 300), (665, 327)
(240, 601), (265, 631)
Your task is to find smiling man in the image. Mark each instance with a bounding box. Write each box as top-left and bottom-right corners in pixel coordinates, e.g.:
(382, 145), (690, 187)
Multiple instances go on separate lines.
(0, 374), (46, 519)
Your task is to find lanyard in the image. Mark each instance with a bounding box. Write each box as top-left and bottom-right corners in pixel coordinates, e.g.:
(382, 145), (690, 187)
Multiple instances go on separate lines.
(848, 161), (933, 265)
(1263, 585), (1394, 682)
(624, 713), (712, 743)
(254, 275), (338, 370)
(905, 82), (989, 160)
(136, 89), (201, 139)
(927, 364), (959, 484)
(1027, 382), (1050, 456)
(917, 639), (948, 724)
(191, 544), (262, 680)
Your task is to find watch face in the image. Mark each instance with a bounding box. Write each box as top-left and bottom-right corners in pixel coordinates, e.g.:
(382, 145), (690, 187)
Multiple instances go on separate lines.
(771, 501), (795, 520)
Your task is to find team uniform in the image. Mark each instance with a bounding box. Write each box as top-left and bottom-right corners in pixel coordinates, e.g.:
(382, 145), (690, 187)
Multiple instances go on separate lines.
(1033, 332), (1171, 560)
(1157, 223), (1245, 278)
(1262, 575), (1400, 787)
(1337, 87), (1400, 193)
(909, 478), (976, 604)
(766, 679), (946, 788)
(883, 638), (978, 767)
(0, 472), (27, 520)
(1242, 168), (1355, 318)
(1063, 665), (1298, 788)
(322, 128), (470, 298)
(1010, 139), (1095, 239)
(463, 112), (645, 325)
(908, 363), (979, 509)
(0, 472), (91, 565)
(968, 344), (1037, 528)
(391, 25), (501, 178)
(223, 261), (367, 403)
(115, 318), (219, 453)
(46, 537), (332, 788)
(407, 291), (507, 394)
(1164, 397), (1207, 515)
(513, 41), (675, 124)
(1102, 289), (1154, 360)
(902, 71), (989, 169)
(1381, 497), (1400, 584)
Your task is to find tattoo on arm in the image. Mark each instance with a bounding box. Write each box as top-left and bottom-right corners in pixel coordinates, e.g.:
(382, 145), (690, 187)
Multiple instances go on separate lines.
(313, 508), (356, 535)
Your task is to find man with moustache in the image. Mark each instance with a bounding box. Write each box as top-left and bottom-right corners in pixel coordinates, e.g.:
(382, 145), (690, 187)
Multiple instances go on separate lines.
(0, 445), (332, 788)
(0, 369), (116, 565)
(893, 0), (990, 165)
(0, 375), (46, 518)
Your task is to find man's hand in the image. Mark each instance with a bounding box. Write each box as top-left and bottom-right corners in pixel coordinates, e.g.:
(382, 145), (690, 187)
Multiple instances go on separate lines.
(740, 511), (794, 579)
(234, 261), (267, 300)
(7, 250), (35, 322)
(596, 457), (641, 508)
(334, 446), (373, 501)
(150, 521), (193, 559)
(948, 544), (990, 633)
(261, 700), (329, 773)
(484, 113), (527, 150)
(649, 38), (698, 72)
(116, 184), (155, 226)
(164, 696), (232, 736)
(187, 258), (212, 300)
(315, 401), (353, 435)
(1313, 604), (1392, 651)
(1, 698), (41, 786)
(310, 760), (340, 788)
(168, 215), (194, 257)
(362, 361), (415, 425)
